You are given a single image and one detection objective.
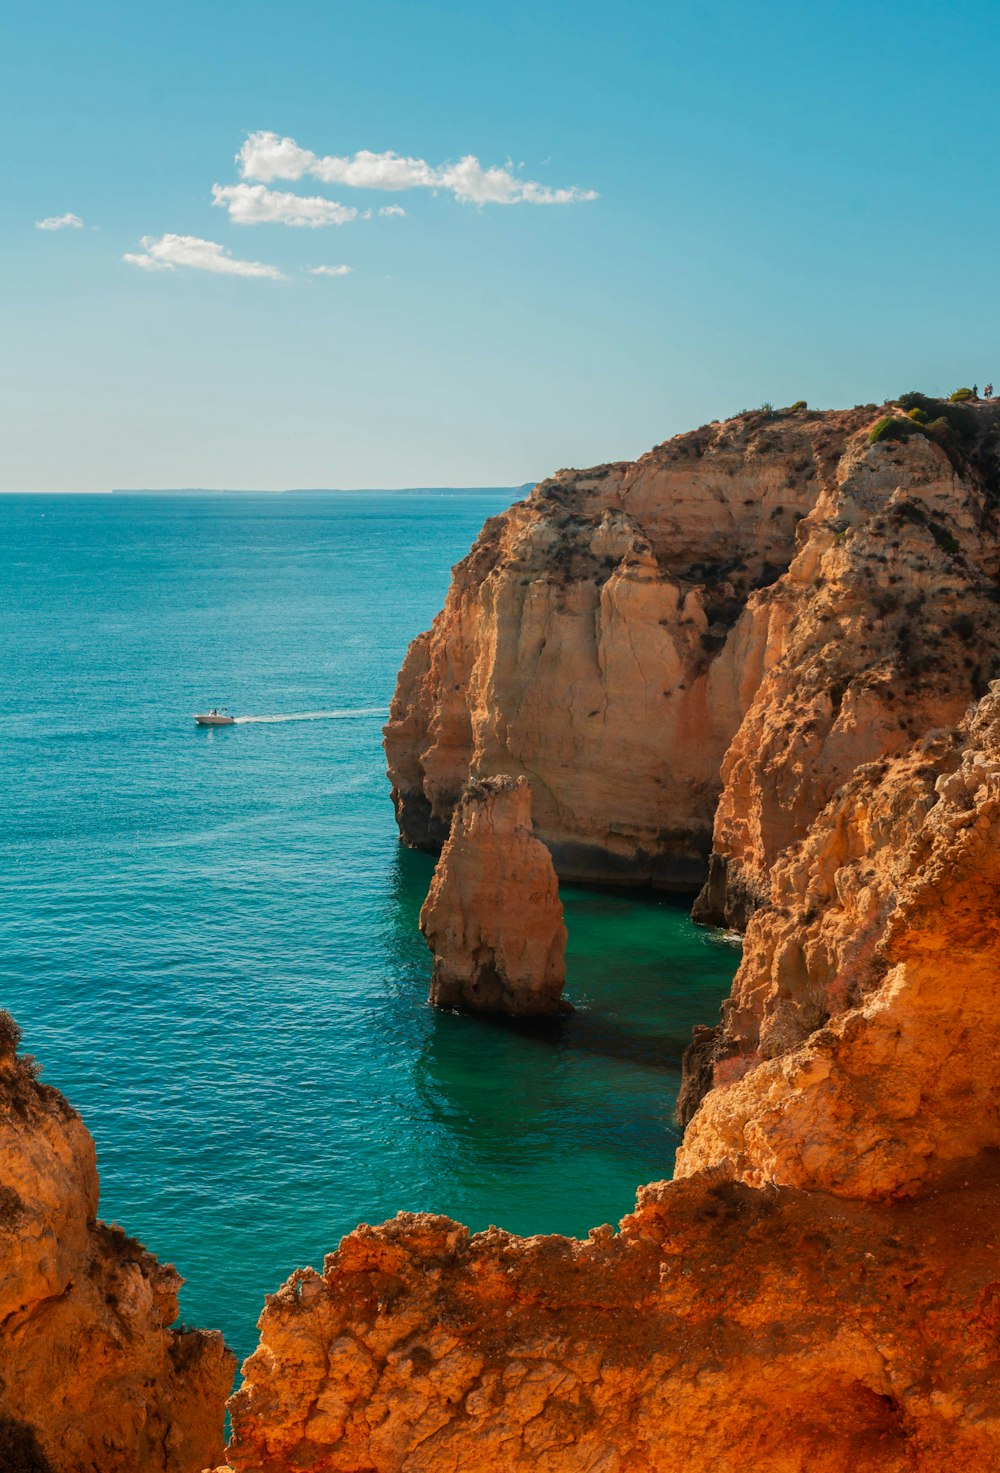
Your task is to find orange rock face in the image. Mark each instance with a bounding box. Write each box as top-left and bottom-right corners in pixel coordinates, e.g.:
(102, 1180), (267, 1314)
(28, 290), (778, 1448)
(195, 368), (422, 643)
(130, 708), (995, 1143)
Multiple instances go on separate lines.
(419, 775), (568, 1016)
(386, 405), (1000, 911)
(385, 406), (878, 887)
(227, 1156), (1000, 1472)
(0, 1014), (235, 1473)
(676, 684), (1000, 1198)
(695, 422), (1000, 929)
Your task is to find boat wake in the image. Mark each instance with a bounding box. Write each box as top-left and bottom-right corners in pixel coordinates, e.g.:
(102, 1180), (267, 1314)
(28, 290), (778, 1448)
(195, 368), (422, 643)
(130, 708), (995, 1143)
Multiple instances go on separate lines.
(233, 707), (387, 725)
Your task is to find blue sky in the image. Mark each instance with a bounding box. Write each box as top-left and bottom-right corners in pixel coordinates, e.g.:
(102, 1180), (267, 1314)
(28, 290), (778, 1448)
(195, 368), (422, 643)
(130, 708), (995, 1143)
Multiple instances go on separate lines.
(3, 0), (998, 490)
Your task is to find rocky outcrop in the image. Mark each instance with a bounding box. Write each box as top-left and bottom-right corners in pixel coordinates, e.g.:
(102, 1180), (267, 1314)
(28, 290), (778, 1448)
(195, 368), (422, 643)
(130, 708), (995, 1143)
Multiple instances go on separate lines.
(419, 776), (568, 1016)
(0, 1012), (235, 1473)
(386, 402), (1000, 905)
(676, 683), (1000, 1198)
(385, 406), (879, 887)
(226, 1154), (1000, 1472)
(695, 414), (1000, 930)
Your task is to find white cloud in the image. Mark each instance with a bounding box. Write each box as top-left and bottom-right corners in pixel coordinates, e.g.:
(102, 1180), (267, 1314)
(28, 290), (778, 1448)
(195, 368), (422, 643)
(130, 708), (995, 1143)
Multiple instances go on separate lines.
(236, 132), (597, 205)
(212, 182), (357, 227)
(309, 264), (352, 276)
(36, 212), (84, 231)
(123, 234), (286, 279)
(379, 205), (406, 217)
(238, 132), (316, 181)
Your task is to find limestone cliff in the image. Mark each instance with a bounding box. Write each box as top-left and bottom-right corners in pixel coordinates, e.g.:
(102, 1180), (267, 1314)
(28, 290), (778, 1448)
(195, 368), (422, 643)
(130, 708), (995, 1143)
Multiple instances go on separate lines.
(676, 683), (1000, 1198)
(695, 412), (1000, 929)
(419, 775), (568, 1016)
(385, 402), (1000, 902)
(0, 1012), (235, 1473)
(386, 406), (876, 886)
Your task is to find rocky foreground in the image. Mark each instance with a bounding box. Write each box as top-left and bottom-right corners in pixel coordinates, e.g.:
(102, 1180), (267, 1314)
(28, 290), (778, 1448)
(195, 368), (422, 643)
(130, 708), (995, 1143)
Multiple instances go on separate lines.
(5, 395), (1000, 1470)
(0, 1014), (234, 1472)
(226, 1157), (1000, 1472)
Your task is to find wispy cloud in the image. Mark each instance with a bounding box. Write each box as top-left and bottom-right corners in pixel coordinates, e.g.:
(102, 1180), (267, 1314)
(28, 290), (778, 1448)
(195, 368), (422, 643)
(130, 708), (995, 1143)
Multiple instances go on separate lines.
(309, 264), (352, 277)
(123, 234), (286, 279)
(237, 132), (598, 206)
(379, 205), (406, 217)
(35, 212), (84, 231)
(212, 182), (357, 227)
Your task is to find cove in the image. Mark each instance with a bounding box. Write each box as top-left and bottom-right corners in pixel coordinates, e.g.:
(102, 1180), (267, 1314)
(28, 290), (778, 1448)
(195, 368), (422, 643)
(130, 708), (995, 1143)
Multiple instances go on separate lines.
(0, 491), (738, 1359)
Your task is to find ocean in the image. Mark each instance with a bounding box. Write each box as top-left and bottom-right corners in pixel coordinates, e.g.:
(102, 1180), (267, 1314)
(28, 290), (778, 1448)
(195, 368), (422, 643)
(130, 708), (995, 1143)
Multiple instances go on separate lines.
(0, 492), (738, 1359)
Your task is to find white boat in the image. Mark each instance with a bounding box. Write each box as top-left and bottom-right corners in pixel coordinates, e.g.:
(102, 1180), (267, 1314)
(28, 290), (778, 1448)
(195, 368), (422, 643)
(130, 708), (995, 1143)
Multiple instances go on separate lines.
(194, 707), (236, 726)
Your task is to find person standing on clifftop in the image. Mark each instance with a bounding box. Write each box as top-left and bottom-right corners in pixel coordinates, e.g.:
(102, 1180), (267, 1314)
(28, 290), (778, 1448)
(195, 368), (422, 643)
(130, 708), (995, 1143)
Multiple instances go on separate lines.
(972, 384), (979, 398)
(985, 383), (994, 399)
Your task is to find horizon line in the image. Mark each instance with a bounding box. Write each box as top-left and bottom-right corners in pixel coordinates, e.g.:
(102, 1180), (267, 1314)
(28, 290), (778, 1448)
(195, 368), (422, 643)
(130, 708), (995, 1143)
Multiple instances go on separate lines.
(0, 483), (537, 497)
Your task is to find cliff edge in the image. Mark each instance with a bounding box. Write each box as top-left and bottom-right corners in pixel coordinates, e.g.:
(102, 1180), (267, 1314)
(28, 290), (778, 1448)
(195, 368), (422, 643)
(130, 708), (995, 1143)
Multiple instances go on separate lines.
(227, 1158), (1000, 1472)
(385, 398), (1000, 906)
(0, 1013), (235, 1473)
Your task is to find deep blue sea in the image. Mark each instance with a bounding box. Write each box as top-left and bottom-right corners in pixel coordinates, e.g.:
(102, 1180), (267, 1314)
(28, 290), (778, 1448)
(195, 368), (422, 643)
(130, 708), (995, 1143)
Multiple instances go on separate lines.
(0, 492), (738, 1360)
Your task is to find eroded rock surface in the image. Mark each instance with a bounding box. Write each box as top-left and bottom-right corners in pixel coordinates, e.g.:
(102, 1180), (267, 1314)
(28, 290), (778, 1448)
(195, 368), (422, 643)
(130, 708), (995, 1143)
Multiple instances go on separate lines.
(0, 1013), (235, 1473)
(419, 775), (568, 1016)
(386, 403), (1000, 898)
(676, 684), (1000, 1198)
(696, 417), (1000, 929)
(227, 1156), (1000, 1473)
(385, 406), (879, 887)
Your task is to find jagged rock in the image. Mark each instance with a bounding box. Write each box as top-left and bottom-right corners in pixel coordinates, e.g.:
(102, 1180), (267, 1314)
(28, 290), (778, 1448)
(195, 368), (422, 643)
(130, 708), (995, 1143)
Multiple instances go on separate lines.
(697, 424), (1000, 928)
(225, 1156), (1000, 1472)
(0, 1013), (235, 1473)
(385, 403), (1000, 902)
(676, 683), (1000, 1198)
(419, 775), (568, 1016)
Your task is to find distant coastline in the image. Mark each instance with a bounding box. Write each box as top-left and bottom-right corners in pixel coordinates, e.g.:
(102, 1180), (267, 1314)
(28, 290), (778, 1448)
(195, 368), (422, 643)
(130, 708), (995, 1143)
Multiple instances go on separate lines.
(107, 484), (536, 497)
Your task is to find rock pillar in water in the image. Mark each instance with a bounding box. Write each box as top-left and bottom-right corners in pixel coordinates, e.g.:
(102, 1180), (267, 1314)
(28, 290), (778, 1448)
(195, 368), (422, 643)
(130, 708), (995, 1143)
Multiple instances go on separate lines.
(419, 775), (569, 1016)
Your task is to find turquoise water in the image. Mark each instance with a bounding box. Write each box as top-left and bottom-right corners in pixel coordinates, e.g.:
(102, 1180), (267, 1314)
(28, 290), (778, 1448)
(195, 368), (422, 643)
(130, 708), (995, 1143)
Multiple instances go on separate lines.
(0, 493), (738, 1360)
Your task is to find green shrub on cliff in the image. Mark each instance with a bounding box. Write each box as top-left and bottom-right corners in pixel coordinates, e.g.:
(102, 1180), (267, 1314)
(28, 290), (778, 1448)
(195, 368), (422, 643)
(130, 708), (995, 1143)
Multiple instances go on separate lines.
(949, 387), (975, 402)
(869, 415), (914, 445)
(907, 407), (929, 423)
(897, 391), (936, 414)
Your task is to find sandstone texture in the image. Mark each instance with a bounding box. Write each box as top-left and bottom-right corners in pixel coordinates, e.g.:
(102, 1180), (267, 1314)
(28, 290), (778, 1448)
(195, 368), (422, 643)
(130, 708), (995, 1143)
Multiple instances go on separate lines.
(386, 401), (1000, 896)
(386, 405), (876, 887)
(419, 775), (568, 1016)
(227, 1156), (1000, 1473)
(676, 683), (1000, 1198)
(0, 1013), (235, 1473)
(695, 408), (1000, 930)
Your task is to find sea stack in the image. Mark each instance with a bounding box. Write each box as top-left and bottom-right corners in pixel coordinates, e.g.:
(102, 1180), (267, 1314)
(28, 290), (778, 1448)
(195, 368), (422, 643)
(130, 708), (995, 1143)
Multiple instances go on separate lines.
(419, 774), (569, 1016)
